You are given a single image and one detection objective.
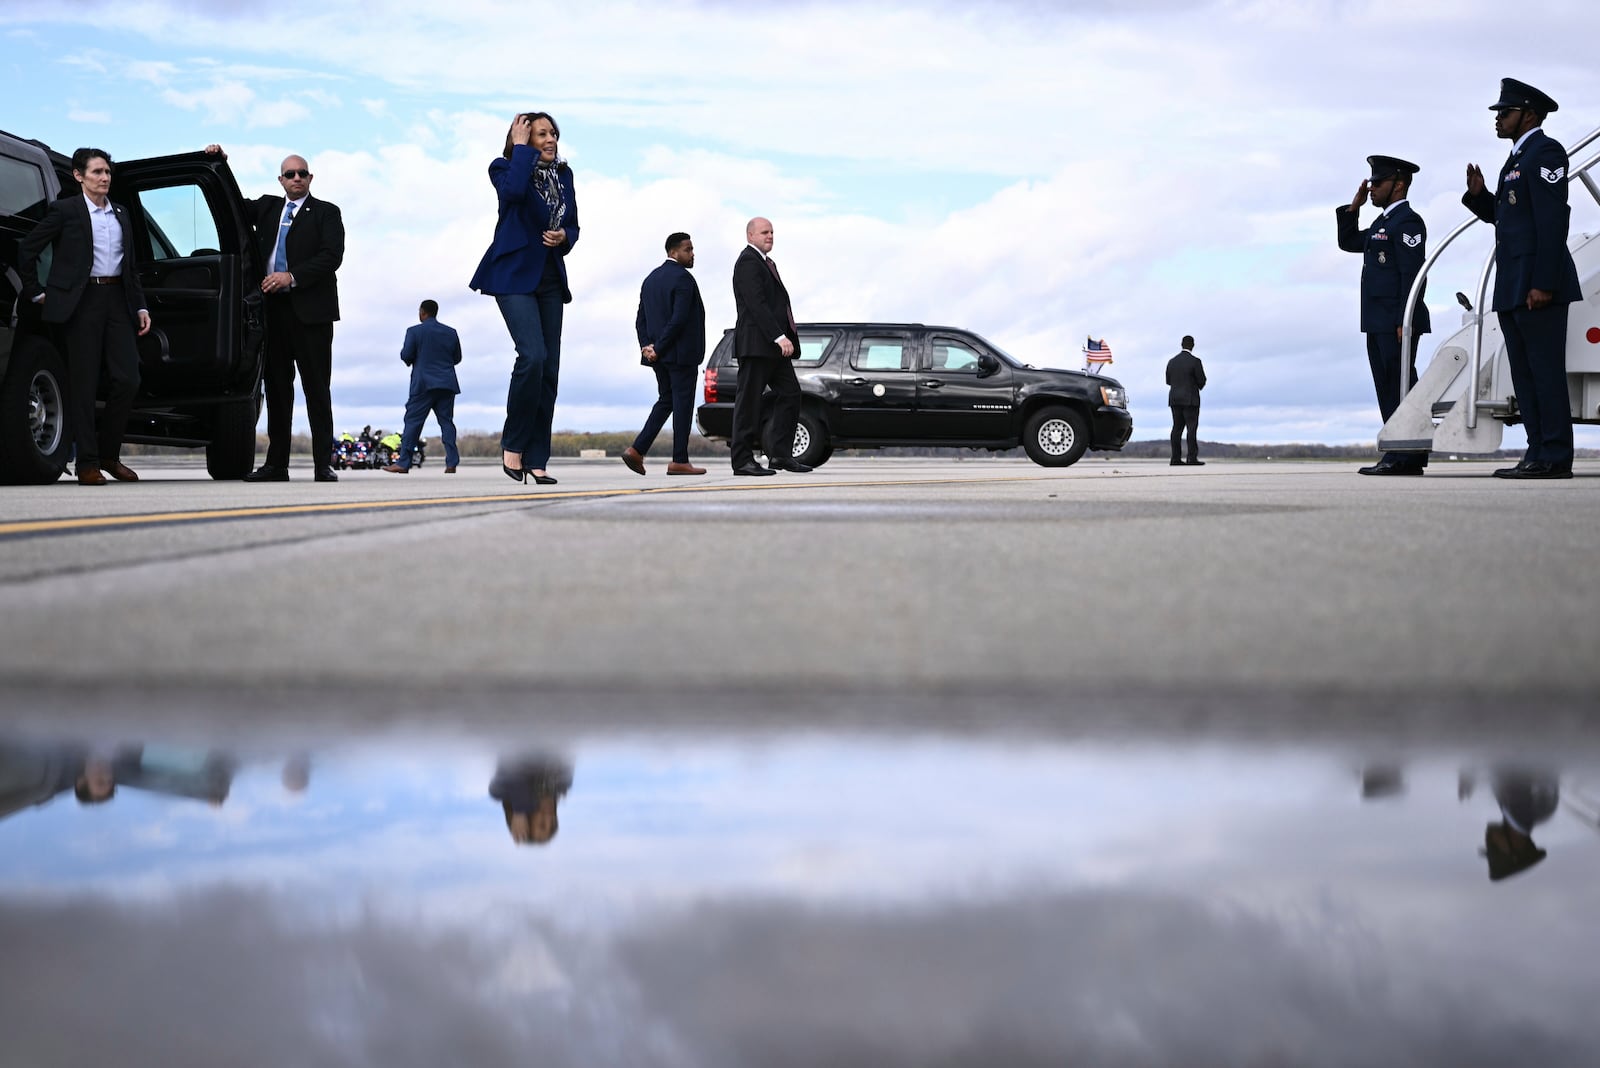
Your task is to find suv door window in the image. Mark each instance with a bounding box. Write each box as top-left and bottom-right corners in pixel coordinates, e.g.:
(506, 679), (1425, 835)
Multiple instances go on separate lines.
(0, 155), (50, 221)
(137, 184), (222, 259)
(835, 332), (918, 437)
(795, 332), (837, 366)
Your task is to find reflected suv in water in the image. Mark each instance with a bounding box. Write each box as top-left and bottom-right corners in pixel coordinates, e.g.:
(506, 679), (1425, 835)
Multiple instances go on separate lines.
(695, 323), (1132, 467)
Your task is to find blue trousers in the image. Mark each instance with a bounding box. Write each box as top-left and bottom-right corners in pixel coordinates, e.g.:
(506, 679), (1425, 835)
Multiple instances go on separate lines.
(1366, 330), (1426, 468)
(398, 389), (458, 469)
(496, 290), (564, 468)
(1498, 305), (1573, 466)
(632, 362), (698, 463)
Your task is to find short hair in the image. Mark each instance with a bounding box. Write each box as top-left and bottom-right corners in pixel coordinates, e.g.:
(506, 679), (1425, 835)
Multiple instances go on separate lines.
(419, 299), (439, 318)
(665, 232), (691, 254)
(71, 147), (111, 174)
(1182, 335), (1195, 349)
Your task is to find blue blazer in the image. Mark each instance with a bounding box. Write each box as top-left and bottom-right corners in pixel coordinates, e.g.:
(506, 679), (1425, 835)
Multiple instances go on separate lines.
(634, 259), (706, 366)
(1336, 199), (1431, 335)
(400, 316), (462, 395)
(1462, 127), (1582, 312)
(468, 145), (579, 301)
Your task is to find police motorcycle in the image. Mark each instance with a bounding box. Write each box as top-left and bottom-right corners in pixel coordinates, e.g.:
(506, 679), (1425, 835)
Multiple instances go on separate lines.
(372, 429), (425, 468)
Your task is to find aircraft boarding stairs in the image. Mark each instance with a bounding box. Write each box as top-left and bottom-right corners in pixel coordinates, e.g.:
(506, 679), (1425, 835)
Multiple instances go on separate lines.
(1379, 121), (1600, 457)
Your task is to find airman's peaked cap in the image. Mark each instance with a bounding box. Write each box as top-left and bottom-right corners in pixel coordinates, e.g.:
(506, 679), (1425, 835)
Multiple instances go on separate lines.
(1367, 155), (1421, 181)
(1490, 78), (1558, 114)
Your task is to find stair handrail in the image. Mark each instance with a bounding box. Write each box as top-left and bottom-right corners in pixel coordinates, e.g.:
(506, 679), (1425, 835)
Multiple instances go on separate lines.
(1398, 121), (1600, 432)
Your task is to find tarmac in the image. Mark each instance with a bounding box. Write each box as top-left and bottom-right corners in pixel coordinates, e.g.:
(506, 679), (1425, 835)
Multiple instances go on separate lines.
(1, 454), (1595, 750)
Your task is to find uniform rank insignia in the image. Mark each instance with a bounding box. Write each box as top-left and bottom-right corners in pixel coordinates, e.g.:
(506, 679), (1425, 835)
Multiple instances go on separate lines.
(1403, 234), (1421, 247)
(1541, 166), (1565, 183)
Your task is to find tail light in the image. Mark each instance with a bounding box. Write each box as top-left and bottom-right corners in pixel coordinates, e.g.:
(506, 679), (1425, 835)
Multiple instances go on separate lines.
(704, 367), (719, 403)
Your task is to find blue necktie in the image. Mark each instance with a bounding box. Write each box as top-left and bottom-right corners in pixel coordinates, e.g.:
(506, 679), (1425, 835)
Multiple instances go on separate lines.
(274, 202), (296, 273)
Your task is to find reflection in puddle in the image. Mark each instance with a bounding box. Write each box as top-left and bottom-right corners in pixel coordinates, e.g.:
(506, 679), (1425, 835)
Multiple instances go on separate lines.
(3, 734), (1598, 1066)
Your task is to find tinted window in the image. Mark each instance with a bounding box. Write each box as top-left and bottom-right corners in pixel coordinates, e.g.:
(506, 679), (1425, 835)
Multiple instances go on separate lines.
(0, 154), (49, 220)
(795, 332), (836, 366)
(928, 337), (983, 373)
(854, 337), (910, 371)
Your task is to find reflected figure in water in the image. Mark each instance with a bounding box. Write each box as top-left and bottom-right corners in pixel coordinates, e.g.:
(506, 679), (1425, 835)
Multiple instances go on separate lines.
(1476, 768), (1560, 882)
(1, 740), (108, 819)
(489, 756), (573, 846)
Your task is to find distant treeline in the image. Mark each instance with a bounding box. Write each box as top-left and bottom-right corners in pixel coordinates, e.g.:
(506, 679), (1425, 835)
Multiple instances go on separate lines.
(124, 434), (1596, 460)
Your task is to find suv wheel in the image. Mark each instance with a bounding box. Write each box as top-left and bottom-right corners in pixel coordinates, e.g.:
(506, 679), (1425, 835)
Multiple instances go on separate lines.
(792, 408), (831, 468)
(0, 338), (71, 484)
(1022, 406), (1089, 467)
(205, 395), (260, 480)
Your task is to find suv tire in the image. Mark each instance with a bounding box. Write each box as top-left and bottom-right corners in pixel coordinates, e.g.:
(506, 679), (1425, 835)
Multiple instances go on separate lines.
(791, 408), (831, 468)
(205, 395), (259, 480)
(0, 338), (71, 484)
(1022, 406), (1089, 467)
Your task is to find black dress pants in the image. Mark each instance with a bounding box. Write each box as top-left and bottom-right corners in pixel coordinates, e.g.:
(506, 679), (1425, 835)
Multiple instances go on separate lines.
(1366, 330), (1426, 468)
(730, 354), (800, 468)
(1169, 404), (1199, 462)
(262, 296), (334, 470)
(62, 284), (141, 467)
(1498, 305), (1573, 466)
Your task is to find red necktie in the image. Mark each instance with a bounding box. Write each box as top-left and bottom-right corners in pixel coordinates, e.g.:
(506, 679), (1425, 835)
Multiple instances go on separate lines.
(766, 257), (796, 332)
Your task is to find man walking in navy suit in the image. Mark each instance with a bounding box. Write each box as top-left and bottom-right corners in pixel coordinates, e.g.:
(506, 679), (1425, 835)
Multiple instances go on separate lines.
(1463, 78), (1583, 479)
(18, 147), (153, 485)
(729, 216), (807, 475)
(622, 232), (707, 476)
(1337, 154), (1431, 475)
(383, 299), (461, 474)
(207, 145), (346, 482)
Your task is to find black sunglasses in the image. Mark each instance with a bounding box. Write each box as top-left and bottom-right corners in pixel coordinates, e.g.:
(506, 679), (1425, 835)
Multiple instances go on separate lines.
(281, 169), (311, 179)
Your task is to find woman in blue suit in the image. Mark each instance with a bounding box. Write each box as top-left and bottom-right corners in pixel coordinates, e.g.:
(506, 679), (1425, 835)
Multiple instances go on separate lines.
(470, 112), (579, 484)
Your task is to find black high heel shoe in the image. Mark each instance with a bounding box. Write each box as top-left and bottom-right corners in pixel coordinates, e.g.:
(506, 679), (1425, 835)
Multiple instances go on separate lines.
(502, 462), (527, 483)
(531, 472), (558, 485)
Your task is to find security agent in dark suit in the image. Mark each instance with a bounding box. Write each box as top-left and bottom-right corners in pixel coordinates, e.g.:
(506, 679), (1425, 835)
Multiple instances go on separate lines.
(1463, 78), (1583, 480)
(16, 147), (152, 486)
(1165, 336), (1206, 466)
(622, 232), (708, 476)
(382, 300), (462, 474)
(1337, 155), (1431, 476)
(729, 216), (808, 476)
(206, 147), (346, 482)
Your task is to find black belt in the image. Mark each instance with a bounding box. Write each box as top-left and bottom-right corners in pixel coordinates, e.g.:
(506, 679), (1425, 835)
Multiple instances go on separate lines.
(90, 276), (122, 285)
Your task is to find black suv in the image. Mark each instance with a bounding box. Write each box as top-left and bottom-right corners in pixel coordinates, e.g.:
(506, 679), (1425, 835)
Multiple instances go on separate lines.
(1, 131), (264, 483)
(696, 323), (1132, 467)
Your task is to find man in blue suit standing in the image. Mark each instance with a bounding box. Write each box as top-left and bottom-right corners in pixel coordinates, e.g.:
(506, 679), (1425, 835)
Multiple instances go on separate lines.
(1337, 154), (1431, 476)
(621, 232), (707, 476)
(382, 299), (461, 474)
(1463, 78), (1583, 480)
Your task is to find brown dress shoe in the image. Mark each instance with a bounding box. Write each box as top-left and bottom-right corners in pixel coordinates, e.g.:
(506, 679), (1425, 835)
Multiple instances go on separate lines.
(621, 446), (646, 475)
(102, 460), (139, 481)
(381, 464), (409, 474)
(444, 466), (457, 473)
(666, 462), (707, 476)
(78, 465), (107, 486)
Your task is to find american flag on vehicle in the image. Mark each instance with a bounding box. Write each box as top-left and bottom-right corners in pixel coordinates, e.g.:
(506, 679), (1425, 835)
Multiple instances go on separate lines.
(1082, 337), (1114, 368)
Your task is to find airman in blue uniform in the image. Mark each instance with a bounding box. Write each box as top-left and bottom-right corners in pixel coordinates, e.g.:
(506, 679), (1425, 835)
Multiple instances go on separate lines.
(1463, 78), (1582, 479)
(1337, 155), (1431, 475)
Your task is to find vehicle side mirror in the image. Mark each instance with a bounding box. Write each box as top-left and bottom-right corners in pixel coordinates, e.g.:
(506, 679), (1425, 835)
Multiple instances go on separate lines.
(976, 353), (1000, 377)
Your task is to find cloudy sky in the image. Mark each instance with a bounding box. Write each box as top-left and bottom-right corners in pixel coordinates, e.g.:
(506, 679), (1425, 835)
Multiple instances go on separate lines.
(4, 0), (1598, 447)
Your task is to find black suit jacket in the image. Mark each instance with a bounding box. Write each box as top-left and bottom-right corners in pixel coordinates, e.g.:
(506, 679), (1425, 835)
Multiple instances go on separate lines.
(249, 193), (344, 323)
(732, 245), (797, 359)
(1165, 349), (1206, 407)
(17, 194), (147, 324)
(634, 259), (706, 366)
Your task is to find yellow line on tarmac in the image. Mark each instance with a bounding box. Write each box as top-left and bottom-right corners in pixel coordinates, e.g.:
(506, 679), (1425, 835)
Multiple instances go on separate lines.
(0, 475), (1049, 539)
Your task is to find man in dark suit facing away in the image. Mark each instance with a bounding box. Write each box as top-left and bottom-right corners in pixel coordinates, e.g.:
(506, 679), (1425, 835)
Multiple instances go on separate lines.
(382, 299), (461, 474)
(729, 216), (808, 476)
(206, 145), (345, 482)
(17, 147), (153, 485)
(622, 231), (707, 477)
(1165, 336), (1207, 466)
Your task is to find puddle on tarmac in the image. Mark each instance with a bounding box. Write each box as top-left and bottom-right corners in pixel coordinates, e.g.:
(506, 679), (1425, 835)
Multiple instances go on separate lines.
(3, 732), (1597, 1066)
